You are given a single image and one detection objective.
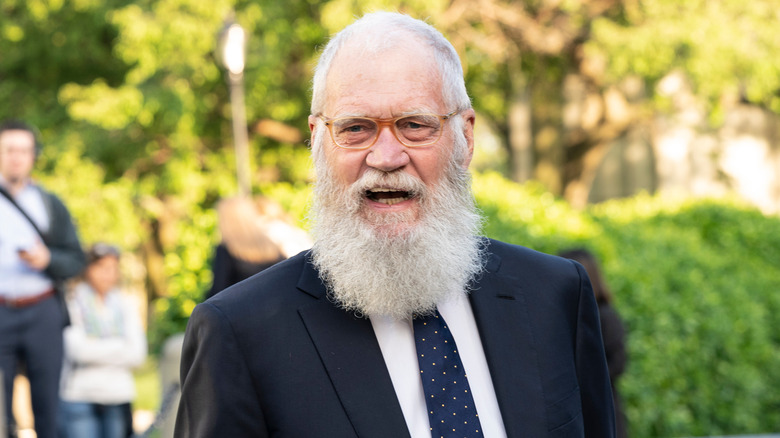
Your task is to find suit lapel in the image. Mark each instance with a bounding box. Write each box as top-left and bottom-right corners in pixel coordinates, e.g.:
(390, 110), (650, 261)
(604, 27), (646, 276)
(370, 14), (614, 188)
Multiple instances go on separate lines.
(469, 251), (548, 437)
(296, 260), (411, 438)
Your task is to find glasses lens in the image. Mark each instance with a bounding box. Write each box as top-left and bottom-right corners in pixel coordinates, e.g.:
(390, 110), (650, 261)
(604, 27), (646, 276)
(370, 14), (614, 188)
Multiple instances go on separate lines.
(395, 114), (442, 145)
(331, 118), (378, 149)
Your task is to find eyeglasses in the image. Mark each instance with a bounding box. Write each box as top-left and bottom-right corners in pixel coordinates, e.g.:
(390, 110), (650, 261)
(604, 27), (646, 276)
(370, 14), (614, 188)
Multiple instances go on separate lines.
(318, 110), (459, 150)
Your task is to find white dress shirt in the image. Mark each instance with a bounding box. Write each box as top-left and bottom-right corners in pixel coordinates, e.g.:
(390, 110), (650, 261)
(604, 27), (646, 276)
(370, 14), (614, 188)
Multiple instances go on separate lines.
(0, 181), (53, 297)
(371, 292), (508, 438)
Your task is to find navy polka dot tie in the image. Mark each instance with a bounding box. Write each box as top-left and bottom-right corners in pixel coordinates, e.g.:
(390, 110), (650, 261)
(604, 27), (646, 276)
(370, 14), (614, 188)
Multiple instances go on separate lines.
(413, 309), (484, 438)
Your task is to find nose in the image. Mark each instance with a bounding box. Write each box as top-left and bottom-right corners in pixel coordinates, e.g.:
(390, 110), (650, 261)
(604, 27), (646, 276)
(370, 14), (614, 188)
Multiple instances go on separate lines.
(365, 125), (410, 172)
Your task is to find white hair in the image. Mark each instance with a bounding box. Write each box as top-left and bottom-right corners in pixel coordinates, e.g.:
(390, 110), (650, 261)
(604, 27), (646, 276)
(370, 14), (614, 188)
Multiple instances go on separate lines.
(310, 11), (471, 116)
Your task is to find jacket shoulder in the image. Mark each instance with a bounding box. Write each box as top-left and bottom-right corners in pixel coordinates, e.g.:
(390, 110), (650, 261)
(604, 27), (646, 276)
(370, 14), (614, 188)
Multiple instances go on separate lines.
(34, 185), (71, 220)
(483, 238), (576, 275)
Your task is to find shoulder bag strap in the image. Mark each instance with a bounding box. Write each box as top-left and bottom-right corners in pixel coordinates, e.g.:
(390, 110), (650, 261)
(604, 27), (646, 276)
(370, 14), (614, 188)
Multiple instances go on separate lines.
(0, 184), (47, 241)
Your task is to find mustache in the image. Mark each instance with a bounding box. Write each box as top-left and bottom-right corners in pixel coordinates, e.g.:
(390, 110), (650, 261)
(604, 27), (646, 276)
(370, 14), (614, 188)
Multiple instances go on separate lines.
(349, 168), (428, 199)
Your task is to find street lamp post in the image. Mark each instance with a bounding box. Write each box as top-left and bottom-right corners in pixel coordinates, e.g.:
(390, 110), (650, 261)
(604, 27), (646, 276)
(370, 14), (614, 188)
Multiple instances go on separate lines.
(218, 18), (251, 197)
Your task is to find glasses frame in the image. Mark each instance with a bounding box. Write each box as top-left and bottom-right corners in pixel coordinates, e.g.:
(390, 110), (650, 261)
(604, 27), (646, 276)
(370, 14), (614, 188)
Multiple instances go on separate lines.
(318, 110), (459, 150)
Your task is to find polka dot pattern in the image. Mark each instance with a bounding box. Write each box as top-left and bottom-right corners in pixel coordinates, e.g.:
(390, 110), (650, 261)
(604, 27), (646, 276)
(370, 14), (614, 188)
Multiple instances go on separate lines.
(413, 309), (483, 438)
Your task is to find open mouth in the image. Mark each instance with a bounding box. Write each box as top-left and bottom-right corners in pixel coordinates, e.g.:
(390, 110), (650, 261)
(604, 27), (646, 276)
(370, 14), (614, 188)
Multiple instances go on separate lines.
(365, 188), (414, 206)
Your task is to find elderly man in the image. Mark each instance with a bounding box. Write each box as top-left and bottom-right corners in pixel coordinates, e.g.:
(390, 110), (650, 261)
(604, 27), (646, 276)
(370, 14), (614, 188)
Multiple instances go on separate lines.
(175, 11), (615, 438)
(0, 120), (85, 438)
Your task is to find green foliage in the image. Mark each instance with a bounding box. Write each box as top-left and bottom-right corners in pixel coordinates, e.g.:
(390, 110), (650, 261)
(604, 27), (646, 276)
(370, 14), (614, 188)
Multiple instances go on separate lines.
(258, 180), (314, 230)
(590, 197), (780, 436)
(147, 201), (218, 353)
(589, 0), (780, 117)
(473, 173), (780, 437)
(34, 139), (144, 250)
(474, 171), (599, 252)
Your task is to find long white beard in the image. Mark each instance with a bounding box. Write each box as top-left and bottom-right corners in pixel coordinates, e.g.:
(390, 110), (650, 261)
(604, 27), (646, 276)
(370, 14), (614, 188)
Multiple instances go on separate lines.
(309, 144), (485, 320)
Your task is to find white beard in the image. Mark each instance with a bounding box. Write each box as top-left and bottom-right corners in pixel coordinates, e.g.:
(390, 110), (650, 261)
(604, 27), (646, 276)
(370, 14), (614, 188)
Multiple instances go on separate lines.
(309, 137), (485, 320)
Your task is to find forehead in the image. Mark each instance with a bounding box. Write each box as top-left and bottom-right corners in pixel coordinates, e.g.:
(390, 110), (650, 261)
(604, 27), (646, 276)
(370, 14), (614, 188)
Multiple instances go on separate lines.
(325, 39), (444, 117)
(0, 129), (36, 150)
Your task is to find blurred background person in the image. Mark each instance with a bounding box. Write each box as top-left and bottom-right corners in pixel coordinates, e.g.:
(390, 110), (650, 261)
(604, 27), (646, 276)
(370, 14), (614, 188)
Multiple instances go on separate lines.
(204, 195), (311, 300)
(560, 248), (628, 438)
(59, 243), (147, 438)
(0, 119), (85, 438)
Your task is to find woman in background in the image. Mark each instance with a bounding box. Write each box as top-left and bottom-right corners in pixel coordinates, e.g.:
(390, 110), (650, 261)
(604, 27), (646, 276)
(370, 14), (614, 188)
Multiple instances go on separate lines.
(59, 243), (147, 438)
(205, 195), (312, 300)
(559, 248), (629, 438)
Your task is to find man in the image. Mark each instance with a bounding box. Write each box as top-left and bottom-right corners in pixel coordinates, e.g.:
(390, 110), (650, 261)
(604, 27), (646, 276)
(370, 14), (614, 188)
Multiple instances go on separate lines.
(176, 12), (615, 438)
(0, 120), (85, 438)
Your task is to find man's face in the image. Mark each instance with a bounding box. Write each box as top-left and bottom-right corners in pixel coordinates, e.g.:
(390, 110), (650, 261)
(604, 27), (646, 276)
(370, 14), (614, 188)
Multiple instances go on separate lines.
(0, 129), (36, 183)
(309, 40), (475, 235)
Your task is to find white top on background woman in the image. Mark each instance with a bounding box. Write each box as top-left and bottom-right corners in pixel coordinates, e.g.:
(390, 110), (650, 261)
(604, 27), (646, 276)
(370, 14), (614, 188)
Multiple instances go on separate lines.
(59, 243), (147, 438)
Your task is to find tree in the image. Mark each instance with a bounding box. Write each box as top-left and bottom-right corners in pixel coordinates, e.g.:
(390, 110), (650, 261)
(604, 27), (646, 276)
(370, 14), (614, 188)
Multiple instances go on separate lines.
(436, 0), (780, 207)
(437, 0), (626, 204)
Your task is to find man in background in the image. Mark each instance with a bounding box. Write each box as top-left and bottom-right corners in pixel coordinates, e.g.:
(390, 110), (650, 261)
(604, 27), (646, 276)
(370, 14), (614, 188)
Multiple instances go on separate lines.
(0, 120), (85, 438)
(176, 12), (615, 437)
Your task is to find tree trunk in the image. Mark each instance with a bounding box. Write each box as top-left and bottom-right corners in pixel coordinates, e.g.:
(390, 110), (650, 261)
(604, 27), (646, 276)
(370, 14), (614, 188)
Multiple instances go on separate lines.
(530, 69), (566, 195)
(507, 67), (534, 183)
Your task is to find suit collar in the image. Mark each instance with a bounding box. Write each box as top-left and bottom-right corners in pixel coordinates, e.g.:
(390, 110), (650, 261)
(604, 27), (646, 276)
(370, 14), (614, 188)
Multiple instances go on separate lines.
(297, 251), (326, 299)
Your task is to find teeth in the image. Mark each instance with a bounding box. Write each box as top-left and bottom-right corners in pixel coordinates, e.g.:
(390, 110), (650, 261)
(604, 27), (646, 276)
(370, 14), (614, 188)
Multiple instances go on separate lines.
(378, 197), (406, 206)
(366, 188), (412, 206)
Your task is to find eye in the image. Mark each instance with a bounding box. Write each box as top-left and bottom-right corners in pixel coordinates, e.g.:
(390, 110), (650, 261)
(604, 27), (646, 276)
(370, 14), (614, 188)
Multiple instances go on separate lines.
(334, 118), (375, 135)
(397, 115), (438, 131)
(403, 120), (424, 130)
(343, 124), (366, 133)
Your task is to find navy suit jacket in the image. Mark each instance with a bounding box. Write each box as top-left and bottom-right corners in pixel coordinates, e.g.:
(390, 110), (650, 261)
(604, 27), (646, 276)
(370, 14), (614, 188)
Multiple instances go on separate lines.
(175, 239), (616, 437)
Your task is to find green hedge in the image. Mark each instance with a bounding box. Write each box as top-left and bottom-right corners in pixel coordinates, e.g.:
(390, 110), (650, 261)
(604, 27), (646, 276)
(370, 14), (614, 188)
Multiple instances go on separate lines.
(474, 172), (780, 437)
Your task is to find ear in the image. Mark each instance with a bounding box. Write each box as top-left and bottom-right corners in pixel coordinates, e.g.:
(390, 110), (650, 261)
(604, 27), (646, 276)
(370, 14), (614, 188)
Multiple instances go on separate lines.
(308, 115), (319, 148)
(460, 108), (476, 169)
(308, 115), (318, 133)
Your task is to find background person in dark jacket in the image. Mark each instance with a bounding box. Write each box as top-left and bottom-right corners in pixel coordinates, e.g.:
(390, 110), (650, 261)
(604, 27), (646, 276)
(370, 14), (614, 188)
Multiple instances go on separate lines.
(205, 195), (311, 300)
(0, 119), (86, 438)
(560, 248), (629, 438)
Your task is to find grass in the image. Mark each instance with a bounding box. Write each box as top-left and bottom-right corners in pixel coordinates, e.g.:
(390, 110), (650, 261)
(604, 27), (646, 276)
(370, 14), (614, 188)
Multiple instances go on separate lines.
(134, 356), (161, 411)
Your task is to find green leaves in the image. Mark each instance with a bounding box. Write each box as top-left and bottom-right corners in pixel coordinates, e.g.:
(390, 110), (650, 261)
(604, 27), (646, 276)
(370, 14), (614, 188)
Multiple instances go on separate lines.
(474, 175), (780, 436)
(60, 82), (145, 129)
(589, 0), (780, 117)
